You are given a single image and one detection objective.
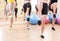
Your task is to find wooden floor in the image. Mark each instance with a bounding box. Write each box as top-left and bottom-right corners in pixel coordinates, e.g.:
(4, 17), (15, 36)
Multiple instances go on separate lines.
(0, 0), (60, 41)
(0, 17), (60, 41)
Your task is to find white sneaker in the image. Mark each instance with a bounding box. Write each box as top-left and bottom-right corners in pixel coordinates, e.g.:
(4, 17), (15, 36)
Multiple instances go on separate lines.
(9, 26), (12, 30)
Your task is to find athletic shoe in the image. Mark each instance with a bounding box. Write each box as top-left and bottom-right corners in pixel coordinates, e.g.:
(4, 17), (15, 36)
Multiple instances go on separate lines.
(40, 35), (45, 39)
(26, 26), (30, 30)
(51, 27), (55, 31)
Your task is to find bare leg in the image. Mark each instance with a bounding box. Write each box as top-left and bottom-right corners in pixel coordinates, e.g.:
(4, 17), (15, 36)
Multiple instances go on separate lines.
(4, 8), (8, 21)
(51, 3), (57, 31)
(41, 15), (47, 38)
(41, 15), (47, 33)
(26, 17), (30, 30)
(24, 13), (25, 21)
(10, 16), (13, 29)
(9, 4), (14, 29)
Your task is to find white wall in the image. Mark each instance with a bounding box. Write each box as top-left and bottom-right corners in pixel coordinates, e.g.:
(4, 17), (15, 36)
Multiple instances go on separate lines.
(31, 0), (37, 12)
(57, 0), (60, 15)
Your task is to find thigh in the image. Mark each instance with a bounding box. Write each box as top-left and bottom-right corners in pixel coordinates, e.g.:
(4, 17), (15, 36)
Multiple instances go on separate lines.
(51, 3), (57, 10)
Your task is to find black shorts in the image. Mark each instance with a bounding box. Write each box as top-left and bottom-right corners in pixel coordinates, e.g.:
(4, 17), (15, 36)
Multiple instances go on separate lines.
(42, 3), (48, 15)
(50, 0), (57, 4)
(23, 2), (31, 16)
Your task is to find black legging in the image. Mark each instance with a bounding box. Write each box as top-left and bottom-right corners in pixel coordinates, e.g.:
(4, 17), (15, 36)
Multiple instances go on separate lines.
(15, 8), (18, 18)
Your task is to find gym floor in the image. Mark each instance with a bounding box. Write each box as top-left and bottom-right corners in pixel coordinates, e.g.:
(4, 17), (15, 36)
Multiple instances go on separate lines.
(0, 0), (60, 41)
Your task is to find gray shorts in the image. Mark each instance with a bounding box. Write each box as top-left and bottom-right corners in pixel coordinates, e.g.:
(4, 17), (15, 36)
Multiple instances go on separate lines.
(6, 3), (14, 16)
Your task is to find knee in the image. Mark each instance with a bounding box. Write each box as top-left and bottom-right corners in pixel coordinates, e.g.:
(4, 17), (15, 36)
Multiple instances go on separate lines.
(53, 14), (56, 18)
